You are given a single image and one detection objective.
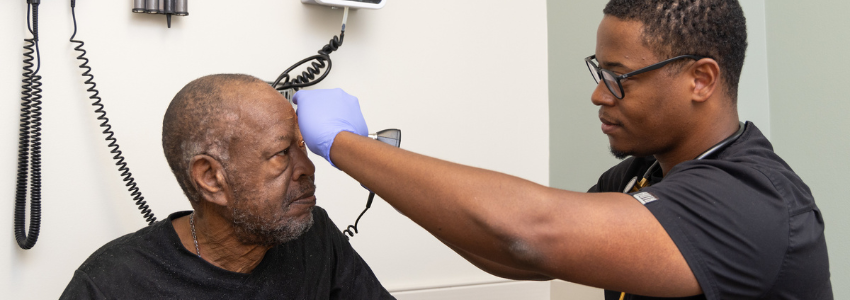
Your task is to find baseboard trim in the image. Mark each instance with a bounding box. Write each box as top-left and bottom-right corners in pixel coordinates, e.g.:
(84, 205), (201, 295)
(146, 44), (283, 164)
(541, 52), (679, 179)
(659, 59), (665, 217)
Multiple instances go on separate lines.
(390, 280), (603, 300)
(391, 280), (550, 300)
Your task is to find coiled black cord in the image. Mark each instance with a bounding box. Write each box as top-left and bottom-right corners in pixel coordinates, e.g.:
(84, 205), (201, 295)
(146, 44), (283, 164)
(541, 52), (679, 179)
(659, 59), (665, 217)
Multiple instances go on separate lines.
(15, 2), (43, 250)
(71, 3), (156, 225)
(343, 192), (375, 238)
(270, 31), (345, 93)
(270, 5), (349, 94)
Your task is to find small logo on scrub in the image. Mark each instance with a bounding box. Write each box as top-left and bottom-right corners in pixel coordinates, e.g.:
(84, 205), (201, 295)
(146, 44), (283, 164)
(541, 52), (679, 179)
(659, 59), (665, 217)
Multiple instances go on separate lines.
(632, 192), (659, 205)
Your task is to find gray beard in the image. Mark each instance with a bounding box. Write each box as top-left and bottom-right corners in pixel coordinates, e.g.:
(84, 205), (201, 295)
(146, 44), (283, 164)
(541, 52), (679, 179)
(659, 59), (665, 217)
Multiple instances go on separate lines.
(229, 179), (316, 247)
(230, 205), (314, 246)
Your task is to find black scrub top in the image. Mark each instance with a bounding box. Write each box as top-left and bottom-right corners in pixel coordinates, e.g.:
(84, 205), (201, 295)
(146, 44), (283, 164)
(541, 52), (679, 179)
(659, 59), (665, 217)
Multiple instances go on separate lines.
(588, 122), (832, 300)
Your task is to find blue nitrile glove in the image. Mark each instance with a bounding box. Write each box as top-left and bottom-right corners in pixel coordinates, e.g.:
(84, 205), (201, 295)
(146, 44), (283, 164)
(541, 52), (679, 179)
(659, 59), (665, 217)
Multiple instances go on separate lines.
(292, 88), (368, 168)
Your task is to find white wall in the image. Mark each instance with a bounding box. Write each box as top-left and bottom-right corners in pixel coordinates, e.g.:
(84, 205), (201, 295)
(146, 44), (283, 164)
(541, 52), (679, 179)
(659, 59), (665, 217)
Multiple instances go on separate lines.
(0, 1), (550, 298)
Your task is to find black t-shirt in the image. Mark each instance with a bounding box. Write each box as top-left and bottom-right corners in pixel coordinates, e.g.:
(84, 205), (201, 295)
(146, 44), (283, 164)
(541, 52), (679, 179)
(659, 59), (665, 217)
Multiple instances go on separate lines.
(60, 207), (394, 299)
(588, 123), (832, 300)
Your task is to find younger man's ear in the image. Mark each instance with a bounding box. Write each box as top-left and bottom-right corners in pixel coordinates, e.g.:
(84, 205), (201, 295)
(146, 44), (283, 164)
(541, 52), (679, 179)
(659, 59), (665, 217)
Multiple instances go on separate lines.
(189, 155), (230, 206)
(690, 58), (720, 102)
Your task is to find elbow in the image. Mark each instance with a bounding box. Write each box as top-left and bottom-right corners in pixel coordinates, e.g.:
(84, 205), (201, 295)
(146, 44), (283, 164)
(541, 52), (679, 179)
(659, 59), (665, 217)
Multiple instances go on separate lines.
(499, 214), (562, 275)
(506, 238), (548, 271)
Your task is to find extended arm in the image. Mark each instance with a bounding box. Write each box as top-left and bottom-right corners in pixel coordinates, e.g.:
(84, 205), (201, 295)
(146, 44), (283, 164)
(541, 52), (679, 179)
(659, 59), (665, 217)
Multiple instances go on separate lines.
(293, 89), (700, 297)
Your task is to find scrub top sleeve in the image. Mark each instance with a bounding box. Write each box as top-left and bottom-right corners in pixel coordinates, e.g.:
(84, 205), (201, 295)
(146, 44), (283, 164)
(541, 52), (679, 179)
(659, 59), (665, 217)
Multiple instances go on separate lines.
(634, 161), (788, 300)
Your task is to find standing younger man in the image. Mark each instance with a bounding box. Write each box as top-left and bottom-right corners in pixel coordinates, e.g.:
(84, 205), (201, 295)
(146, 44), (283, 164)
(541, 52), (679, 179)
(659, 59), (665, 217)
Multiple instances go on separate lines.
(293, 0), (832, 299)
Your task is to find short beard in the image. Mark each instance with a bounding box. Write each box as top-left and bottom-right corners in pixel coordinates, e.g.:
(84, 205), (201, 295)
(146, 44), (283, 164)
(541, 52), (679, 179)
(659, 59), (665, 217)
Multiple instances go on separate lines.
(231, 206), (314, 246)
(609, 146), (631, 160)
(229, 181), (315, 247)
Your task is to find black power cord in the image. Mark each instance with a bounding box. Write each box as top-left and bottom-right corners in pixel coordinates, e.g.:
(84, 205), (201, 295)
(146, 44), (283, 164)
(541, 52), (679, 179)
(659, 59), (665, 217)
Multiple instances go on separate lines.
(15, 0), (44, 250)
(71, 0), (156, 225)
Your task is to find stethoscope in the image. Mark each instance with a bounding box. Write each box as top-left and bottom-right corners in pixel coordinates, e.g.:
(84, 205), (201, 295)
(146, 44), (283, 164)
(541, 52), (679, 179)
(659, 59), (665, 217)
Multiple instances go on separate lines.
(622, 122), (746, 193)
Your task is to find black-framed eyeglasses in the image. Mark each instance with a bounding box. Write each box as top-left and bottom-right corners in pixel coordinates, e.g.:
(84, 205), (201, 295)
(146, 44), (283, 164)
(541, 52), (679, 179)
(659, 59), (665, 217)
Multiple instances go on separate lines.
(585, 54), (706, 99)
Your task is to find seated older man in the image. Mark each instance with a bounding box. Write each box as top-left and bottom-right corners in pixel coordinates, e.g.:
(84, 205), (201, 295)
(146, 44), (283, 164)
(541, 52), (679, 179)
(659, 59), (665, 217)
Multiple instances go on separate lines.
(60, 74), (393, 299)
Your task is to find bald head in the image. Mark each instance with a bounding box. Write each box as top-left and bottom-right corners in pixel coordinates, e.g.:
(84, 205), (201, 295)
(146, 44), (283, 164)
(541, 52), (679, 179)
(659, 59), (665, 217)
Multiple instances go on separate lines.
(162, 74), (288, 202)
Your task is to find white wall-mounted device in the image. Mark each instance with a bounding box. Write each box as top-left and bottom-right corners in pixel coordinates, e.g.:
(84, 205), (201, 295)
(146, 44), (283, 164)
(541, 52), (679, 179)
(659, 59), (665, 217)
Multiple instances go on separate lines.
(301, 0), (385, 10)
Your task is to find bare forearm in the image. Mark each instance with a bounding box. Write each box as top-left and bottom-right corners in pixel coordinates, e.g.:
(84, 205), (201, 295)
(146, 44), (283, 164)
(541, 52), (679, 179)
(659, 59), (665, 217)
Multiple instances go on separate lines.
(332, 132), (559, 270)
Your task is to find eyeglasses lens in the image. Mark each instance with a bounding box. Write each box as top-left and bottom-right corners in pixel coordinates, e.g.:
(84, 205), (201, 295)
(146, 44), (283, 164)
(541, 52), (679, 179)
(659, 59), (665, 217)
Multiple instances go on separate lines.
(586, 60), (601, 84)
(601, 71), (623, 98)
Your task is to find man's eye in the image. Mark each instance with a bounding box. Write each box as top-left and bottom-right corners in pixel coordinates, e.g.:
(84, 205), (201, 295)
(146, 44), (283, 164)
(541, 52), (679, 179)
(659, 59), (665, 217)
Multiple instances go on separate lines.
(277, 147), (290, 156)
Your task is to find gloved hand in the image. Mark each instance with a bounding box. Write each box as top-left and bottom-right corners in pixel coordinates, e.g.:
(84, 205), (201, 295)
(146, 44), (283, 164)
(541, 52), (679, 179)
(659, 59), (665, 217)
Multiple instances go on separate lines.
(292, 88), (368, 168)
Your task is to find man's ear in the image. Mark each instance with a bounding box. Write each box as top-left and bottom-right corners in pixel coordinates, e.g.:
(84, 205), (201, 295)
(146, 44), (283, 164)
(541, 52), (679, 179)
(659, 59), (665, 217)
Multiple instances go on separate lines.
(690, 58), (720, 103)
(189, 155), (230, 206)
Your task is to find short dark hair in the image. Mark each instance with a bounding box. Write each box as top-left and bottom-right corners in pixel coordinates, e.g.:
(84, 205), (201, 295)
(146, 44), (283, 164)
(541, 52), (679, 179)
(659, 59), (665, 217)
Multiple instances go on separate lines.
(603, 0), (747, 101)
(161, 74), (264, 202)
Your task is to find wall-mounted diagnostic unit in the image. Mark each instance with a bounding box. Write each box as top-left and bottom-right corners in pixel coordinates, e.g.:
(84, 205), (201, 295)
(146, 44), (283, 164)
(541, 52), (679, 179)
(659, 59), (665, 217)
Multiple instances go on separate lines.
(302, 0), (385, 10)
